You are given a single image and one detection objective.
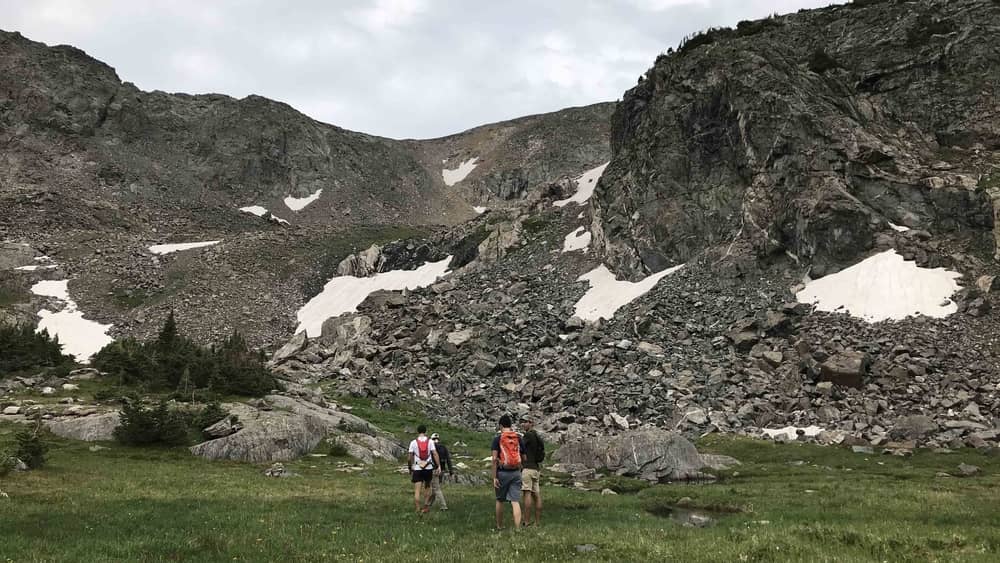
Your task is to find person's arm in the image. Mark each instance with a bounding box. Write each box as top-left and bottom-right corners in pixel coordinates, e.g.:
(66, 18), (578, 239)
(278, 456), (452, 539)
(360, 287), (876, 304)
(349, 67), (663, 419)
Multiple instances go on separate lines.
(537, 435), (546, 465)
(407, 451), (414, 475)
(491, 448), (500, 488)
(432, 450), (441, 474)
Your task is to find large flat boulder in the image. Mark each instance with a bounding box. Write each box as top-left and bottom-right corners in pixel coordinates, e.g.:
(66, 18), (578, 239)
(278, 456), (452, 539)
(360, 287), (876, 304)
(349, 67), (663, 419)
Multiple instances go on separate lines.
(552, 428), (724, 482)
(189, 395), (381, 463)
(45, 412), (121, 441)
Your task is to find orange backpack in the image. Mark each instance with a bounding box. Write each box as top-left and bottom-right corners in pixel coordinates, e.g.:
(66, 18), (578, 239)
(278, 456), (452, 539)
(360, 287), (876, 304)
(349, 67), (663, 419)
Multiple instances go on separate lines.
(498, 431), (522, 469)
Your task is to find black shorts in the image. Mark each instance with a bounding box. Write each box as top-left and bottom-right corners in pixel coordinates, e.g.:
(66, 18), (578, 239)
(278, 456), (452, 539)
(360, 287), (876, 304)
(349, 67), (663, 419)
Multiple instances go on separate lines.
(411, 469), (433, 484)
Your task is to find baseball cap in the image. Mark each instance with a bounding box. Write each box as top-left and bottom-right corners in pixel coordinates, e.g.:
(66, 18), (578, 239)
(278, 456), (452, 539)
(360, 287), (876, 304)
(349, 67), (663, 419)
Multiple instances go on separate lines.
(430, 433), (440, 440)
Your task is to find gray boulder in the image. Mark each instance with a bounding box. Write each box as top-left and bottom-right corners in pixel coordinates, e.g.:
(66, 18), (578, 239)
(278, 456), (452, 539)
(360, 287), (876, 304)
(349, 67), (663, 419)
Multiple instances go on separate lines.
(551, 428), (722, 482)
(45, 412), (121, 441)
(328, 433), (405, 464)
(190, 395), (378, 463)
(820, 351), (869, 388)
(270, 331), (308, 365)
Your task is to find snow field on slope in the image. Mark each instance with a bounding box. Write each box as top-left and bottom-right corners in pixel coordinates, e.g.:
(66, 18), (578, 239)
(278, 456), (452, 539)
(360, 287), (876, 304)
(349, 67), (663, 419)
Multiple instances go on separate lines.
(562, 226), (591, 253)
(573, 263), (684, 322)
(554, 162), (609, 207)
(284, 189), (323, 211)
(149, 241), (221, 255)
(240, 205), (268, 217)
(30, 280), (113, 363)
(473, 206), (487, 214)
(762, 426), (825, 440)
(795, 249), (961, 322)
(296, 256), (453, 336)
(442, 158), (479, 186)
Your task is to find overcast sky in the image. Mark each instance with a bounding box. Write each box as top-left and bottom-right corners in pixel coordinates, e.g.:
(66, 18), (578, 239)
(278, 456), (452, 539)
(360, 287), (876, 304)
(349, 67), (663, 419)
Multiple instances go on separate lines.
(3, 0), (836, 139)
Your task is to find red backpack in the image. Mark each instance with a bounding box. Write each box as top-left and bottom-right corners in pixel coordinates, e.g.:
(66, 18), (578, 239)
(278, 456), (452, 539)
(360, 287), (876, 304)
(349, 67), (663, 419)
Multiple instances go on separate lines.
(498, 431), (522, 469)
(416, 437), (432, 468)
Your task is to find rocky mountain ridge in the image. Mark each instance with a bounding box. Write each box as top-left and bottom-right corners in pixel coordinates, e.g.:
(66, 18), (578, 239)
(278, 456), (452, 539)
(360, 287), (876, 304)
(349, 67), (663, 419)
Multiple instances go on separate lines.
(593, 0), (1000, 278)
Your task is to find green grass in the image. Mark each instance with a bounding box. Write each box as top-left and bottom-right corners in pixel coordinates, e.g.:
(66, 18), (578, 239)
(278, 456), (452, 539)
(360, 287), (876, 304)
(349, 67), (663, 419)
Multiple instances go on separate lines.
(2, 411), (999, 562)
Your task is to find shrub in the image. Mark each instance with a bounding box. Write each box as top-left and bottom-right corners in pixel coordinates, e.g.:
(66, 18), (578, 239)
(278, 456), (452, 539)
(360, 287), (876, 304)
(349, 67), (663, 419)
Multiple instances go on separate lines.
(808, 49), (841, 74)
(14, 422), (49, 469)
(191, 401), (230, 433)
(328, 440), (349, 457)
(678, 27), (734, 55)
(0, 323), (74, 376)
(114, 401), (190, 446)
(211, 332), (276, 397)
(92, 337), (156, 385)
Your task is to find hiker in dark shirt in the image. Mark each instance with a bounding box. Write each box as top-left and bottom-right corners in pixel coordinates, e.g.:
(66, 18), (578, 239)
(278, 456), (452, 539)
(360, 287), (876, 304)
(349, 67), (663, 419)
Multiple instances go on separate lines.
(492, 414), (526, 530)
(426, 432), (453, 510)
(520, 414), (545, 526)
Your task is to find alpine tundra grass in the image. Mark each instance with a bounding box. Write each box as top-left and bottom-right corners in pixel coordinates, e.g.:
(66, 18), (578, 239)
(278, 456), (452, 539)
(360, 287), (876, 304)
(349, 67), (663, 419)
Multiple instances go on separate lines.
(2, 411), (999, 562)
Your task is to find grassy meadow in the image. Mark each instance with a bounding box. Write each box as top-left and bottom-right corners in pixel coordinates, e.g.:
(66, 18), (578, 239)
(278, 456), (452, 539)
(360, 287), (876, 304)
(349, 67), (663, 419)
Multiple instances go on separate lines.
(2, 404), (999, 562)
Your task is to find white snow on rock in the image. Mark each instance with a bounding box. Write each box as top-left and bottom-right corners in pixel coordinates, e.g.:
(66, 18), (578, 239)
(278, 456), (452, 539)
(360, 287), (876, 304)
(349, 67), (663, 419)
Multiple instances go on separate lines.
(796, 249), (961, 322)
(889, 222), (911, 233)
(473, 206), (487, 214)
(442, 158), (478, 186)
(240, 205), (268, 217)
(284, 189), (323, 211)
(149, 241), (221, 255)
(762, 426), (825, 440)
(562, 226), (592, 253)
(269, 215), (290, 226)
(573, 263), (684, 322)
(15, 265), (56, 271)
(30, 280), (113, 363)
(297, 256), (453, 336)
(554, 162), (609, 207)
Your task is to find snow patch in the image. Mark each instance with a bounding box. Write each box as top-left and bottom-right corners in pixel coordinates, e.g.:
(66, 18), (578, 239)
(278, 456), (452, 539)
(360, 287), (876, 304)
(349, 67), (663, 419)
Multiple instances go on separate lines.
(297, 256), (453, 336)
(442, 158), (478, 186)
(562, 226), (591, 253)
(30, 280), (113, 363)
(889, 222), (911, 232)
(284, 189), (323, 211)
(472, 206), (487, 214)
(554, 162), (609, 207)
(796, 249), (961, 322)
(149, 241), (221, 255)
(15, 265), (56, 271)
(240, 205), (268, 217)
(269, 215), (290, 226)
(762, 426), (825, 441)
(573, 263), (683, 321)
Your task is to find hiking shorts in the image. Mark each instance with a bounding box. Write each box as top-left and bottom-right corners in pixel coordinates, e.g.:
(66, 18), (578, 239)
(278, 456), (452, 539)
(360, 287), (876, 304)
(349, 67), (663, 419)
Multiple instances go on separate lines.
(495, 469), (522, 503)
(521, 468), (540, 494)
(411, 469), (433, 484)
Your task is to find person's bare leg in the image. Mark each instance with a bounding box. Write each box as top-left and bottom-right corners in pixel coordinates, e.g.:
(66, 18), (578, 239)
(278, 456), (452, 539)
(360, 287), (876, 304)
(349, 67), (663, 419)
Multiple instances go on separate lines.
(495, 500), (504, 529)
(522, 492), (534, 525)
(534, 490), (542, 525)
(413, 482), (422, 512)
(512, 501), (522, 529)
(422, 483), (433, 510)
(426, 477), (436, 508)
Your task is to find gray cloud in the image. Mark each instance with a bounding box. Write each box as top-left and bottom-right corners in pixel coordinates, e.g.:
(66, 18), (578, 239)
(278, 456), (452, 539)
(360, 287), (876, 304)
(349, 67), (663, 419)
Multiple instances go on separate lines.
(2, 0), (836, 139)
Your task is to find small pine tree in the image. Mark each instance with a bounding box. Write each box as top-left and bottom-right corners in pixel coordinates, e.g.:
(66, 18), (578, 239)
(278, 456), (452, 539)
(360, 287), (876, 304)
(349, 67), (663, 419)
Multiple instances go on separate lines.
(113, 400), (189, 446)
(14, 421), (49, 469)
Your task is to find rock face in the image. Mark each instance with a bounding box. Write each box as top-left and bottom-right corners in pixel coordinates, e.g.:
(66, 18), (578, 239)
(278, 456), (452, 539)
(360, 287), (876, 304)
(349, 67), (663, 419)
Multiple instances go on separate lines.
(189, 395), (385, 463)
(45, 412), (121, 442)
(594, 0), (999, 276)
(552, 429), (721, 482)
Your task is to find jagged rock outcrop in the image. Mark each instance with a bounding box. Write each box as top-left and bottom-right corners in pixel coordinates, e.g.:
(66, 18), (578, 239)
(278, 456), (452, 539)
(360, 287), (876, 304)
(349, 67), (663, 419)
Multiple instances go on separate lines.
(189, 395), (384, 463)
(593, 0), (1000, 276)
(552, 428), (730, 482)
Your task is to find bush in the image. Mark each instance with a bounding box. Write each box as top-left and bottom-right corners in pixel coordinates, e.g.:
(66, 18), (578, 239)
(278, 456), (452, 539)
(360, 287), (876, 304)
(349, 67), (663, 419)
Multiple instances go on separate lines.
(191, 401), (230, 433)
(14, 422), (49, 469)
(808, 49), (841, 74)
(114, 401), (190, 446)
(0, 323), (74, 376)
(328, 440), (349, 457)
